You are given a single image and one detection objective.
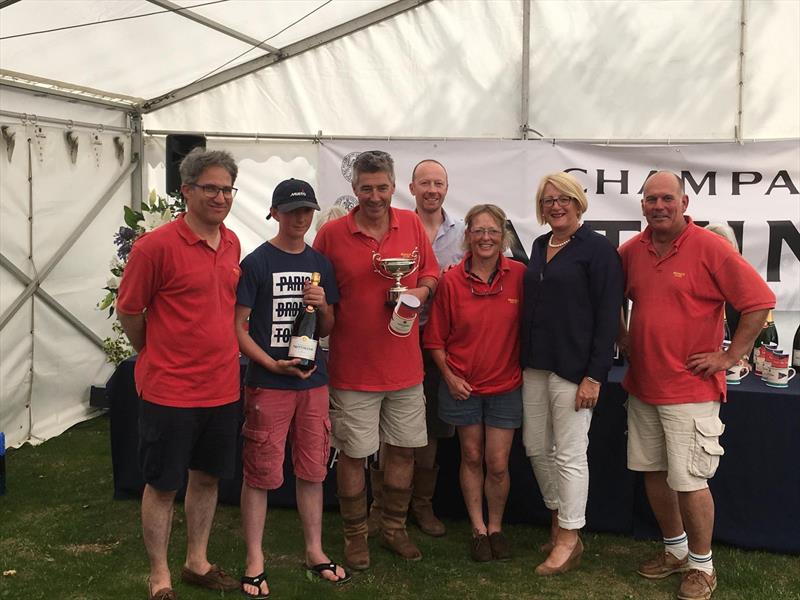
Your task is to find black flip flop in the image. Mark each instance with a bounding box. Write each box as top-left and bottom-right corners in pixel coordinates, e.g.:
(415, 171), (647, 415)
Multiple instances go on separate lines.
(240, 572), (269, 599)
(305, 562), (352, 584)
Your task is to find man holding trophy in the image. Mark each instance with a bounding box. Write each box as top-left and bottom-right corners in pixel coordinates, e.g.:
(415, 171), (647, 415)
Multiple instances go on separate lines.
(314, 150), (439, 570)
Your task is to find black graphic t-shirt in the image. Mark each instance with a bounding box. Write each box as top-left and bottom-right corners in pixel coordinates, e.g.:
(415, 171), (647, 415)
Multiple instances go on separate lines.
(236, 242), (339, 390)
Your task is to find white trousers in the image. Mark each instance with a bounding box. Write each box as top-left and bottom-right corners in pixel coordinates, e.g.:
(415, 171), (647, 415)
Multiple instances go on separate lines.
(522, 368), (593, 530)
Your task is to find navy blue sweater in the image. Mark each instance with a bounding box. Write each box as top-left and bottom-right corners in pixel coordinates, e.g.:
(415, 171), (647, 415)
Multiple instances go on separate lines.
(520, 223), (624, 385)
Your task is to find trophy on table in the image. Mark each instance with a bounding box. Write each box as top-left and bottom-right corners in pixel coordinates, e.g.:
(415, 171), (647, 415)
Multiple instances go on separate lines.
(372, 248), (420, 305)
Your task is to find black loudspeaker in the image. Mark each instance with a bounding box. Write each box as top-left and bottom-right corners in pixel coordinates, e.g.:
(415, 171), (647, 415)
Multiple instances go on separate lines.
(165, 134), (207, 196)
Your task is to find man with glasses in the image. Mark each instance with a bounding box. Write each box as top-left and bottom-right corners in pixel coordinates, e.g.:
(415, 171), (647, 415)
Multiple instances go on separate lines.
(313, 150), (439, 570)
(618, 171), (774, 600)
(117, 148), (241, 600)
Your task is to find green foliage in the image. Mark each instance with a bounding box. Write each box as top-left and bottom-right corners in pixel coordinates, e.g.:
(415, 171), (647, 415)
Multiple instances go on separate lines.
(97, 191), (184, 365)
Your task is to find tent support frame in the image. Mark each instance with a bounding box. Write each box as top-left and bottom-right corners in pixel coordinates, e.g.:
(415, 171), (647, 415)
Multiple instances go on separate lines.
(145, 0), (279, 53)
(142, 0), (431, 112)
(0, 160), (138, 332)
(520, 0), (531, 140)
(143, 129), (792, 145)
(736, 0), (747, 143)
(0, 253), (104, 348)
(130, 112), (145, 211)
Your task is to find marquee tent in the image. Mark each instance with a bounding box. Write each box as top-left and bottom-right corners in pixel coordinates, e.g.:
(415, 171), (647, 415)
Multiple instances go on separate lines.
(1, 0), (799, 448)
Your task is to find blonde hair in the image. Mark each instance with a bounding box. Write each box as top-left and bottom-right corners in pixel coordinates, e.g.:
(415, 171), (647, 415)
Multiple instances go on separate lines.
(315, 205), (347, 232)
(534, 172), (589, 225)
(462, 204), (510, 253)
(705, 222), (740, 252)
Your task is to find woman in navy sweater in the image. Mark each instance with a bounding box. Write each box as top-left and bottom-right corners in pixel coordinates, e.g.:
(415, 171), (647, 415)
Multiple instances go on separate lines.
(520, 172), (624, 575)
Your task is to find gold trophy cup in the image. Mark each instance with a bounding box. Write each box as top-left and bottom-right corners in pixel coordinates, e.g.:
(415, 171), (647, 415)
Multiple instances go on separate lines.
(372, 249), (420, 305)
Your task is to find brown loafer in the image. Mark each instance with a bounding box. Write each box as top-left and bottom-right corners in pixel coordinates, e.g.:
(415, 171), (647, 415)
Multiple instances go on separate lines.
(488, 531), (512, 561)
(470, 533), (492, 562)
(149, 587), (176, 600)
(180, 564), (238, 591)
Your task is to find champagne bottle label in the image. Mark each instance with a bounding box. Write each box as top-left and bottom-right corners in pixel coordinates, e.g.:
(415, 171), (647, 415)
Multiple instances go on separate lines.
(288, 335), (317, 360)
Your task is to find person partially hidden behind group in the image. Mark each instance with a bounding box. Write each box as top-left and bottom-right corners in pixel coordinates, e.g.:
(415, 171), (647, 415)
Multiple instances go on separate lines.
(520, 172), (624, 575)
(424, 204), (526, 562)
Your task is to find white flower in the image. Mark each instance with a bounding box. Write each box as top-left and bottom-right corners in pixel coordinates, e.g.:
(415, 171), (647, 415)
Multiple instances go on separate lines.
(107, 275), (120, 290)
(142, 209), (171, 231)
(109, 256), (124, 270)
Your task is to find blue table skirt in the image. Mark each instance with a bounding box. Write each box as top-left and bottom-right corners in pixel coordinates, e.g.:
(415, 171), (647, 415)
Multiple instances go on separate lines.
(108, 360), (799, 554)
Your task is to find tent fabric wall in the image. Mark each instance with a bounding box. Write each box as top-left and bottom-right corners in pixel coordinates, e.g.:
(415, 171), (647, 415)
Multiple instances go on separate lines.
(0, 103), (130, 446)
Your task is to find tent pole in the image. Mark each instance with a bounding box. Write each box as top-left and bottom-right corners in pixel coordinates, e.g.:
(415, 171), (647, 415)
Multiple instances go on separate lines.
(521, 0), (531, 141)
(736, 0), (747, 144)
(130, 112), (144, 211)
(0, 110), (131, 134)
(143, 129), (790, 144)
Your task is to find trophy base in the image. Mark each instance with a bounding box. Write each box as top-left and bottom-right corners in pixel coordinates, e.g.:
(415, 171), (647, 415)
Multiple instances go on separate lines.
(386, 287), (408, 306)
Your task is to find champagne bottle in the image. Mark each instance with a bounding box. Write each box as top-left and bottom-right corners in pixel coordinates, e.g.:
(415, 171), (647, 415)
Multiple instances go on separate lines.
(751, 309), (778, 363)
(288, 272), (320, 371)
(723, 317), (731, 342)
(792, 322), (800, 368)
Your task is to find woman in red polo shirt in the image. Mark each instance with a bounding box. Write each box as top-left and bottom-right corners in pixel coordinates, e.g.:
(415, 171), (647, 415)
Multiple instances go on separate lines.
(423, 204), (525, 562)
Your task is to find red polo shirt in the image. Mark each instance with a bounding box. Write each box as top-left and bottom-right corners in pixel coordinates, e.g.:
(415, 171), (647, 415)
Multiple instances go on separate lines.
(424, 254), (525, 395)
(619, 218), (775, 405)
(116, 214), (241, 407)
(313, 207), (439, 391)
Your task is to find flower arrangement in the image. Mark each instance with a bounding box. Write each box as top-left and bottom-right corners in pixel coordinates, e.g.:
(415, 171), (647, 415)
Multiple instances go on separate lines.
(98, 190), (185, 364)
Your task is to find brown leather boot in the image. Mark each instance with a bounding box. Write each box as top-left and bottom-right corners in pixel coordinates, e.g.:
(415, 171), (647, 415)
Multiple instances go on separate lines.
(367, 463), (383, 538)
(338, 487), (370, 571)
(409, 464), (446, 537)
(379, 484), (422, 561)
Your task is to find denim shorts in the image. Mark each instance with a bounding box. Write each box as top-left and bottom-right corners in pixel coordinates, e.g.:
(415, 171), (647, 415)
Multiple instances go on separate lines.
(437, 381), (522, 429)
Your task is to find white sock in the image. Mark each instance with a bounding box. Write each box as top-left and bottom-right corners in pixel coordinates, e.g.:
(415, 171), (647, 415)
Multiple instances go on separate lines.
(688, 550), (714, 575)
(664, 532), (688, 559)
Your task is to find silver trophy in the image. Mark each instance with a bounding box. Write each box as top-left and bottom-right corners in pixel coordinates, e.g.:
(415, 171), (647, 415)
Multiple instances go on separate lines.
(372, 248), (420, 305)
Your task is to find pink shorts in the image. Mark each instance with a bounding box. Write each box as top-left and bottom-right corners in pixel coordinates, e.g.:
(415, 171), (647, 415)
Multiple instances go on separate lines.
(242, 385), (331, 490)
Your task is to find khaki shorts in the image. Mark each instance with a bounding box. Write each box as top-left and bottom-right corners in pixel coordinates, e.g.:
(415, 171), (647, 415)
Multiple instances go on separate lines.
(329, 385), (428, 458)
(626, 395), (725, 492)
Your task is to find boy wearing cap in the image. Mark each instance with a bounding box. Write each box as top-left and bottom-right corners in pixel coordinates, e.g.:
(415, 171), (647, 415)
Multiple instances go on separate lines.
(235, 179), (346, 598)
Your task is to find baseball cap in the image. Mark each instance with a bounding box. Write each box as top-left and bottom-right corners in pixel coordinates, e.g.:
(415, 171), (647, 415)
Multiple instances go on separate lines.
(267, 178), (320, 219)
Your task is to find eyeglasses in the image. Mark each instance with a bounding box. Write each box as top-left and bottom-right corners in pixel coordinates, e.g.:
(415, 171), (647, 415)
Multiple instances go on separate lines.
(190, 183), (238, 199)
(470, 282), (503, 297)
(541, 196), (574, 207)
(469, 227), (503, 238)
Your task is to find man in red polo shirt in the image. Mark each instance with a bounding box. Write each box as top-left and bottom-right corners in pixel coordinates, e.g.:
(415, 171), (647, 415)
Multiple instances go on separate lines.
(619, 171), (775, 600)
(117, 148), (242, 600)
(313, 150), (439, 570)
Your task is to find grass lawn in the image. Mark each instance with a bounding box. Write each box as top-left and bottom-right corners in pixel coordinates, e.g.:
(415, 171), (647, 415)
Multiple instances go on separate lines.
(0, 416), (798, 600)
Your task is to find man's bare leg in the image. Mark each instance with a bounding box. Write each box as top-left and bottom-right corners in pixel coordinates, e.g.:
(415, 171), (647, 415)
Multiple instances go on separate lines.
(184, 469), (218, 575)
(678, 488), (714, 555)
(142, 484), (177, 593)
(644, 471), (685, 538)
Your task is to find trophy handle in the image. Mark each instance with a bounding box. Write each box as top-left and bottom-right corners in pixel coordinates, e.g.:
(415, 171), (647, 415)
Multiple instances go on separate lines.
(407, 248), (420, 277)
(372, 251), (391, 280)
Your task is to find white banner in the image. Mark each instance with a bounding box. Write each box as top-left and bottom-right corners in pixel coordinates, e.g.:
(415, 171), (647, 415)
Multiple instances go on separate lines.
(318, 140), (800, 312)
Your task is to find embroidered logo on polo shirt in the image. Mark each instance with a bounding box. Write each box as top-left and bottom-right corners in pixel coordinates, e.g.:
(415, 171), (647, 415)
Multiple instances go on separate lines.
(673, 271), (686, 278)
(507, 298), (519, 304)
(232, 267), (241, 277)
